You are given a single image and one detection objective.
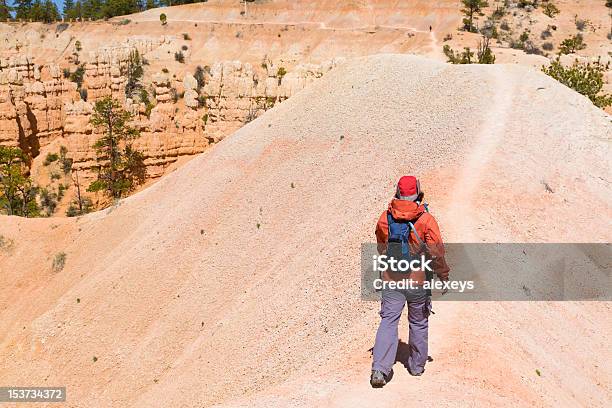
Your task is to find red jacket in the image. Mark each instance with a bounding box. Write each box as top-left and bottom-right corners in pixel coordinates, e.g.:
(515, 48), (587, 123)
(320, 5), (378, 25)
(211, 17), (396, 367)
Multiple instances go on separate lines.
(376, 199), (450, 282)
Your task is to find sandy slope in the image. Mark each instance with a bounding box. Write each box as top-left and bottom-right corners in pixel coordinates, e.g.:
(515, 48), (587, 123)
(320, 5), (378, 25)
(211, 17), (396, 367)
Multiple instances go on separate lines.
(0, 55), (611, 407)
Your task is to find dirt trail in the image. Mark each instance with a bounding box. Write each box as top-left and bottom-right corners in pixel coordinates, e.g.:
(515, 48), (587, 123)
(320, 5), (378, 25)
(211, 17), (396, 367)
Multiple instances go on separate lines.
(0, 55), (610, 407)
(445, 66), (515, 241)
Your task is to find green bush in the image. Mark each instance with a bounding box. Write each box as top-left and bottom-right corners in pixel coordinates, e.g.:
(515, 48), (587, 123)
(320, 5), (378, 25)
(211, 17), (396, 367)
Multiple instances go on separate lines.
(140, 89), (154, 118)
(542, 57), (612, 108)
(443, 38), (495, 64)
(43, 152), (59, 166)
(52, 252), (66, 272)
(69, 65), (85, 89)
(559, 34), (586, 54)
(574, 18), (589, 32)
(66, 197), (93, 217)
(542, 2), (560, 18)
(174, 51), (185, 63)
(194, 66), (205, 91)
(160, 13), (167, 25)
(39, 187), (58, 216)
(276, 67), (287, 85)
(59, 146), (73, 174)
(0, 146), (40, 217)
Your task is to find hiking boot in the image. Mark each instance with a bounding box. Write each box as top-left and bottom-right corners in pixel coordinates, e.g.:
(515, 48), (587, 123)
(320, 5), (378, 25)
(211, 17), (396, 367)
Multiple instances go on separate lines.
(370, 370), (386, 387)
(408, 367), (424, 376)
(370, 369), (393, 388)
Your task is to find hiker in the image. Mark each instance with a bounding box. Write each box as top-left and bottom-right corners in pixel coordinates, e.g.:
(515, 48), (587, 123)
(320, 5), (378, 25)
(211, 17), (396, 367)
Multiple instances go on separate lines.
(370, 176), (449, 387)
(429, 25), (432, 32)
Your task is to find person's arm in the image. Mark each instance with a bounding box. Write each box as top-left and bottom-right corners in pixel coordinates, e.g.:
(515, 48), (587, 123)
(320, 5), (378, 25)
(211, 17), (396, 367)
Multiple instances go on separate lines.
(423, 215), (450, 281)
(375, 211), (388, 255)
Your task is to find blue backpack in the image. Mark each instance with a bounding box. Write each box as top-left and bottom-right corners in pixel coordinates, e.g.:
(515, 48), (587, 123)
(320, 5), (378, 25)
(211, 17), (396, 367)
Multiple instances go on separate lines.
(386, 212), (426, 268)
(386, 204), (435, 296)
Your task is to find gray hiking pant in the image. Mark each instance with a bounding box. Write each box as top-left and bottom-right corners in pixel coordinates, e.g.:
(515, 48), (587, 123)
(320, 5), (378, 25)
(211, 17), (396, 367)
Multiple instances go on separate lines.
(372, 289), (431, 376)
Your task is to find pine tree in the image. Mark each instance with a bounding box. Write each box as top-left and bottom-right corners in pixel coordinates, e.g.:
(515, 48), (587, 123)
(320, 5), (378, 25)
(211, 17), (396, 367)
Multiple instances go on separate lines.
(14, 0), (33, 20)
(63, 0), (75, 18)
(0, 0), (11, 21)
(87, 97), (146, 199)
(461, 0), (489, 32)
(0, 146), (40, 217)
(43, 0), (60, 22)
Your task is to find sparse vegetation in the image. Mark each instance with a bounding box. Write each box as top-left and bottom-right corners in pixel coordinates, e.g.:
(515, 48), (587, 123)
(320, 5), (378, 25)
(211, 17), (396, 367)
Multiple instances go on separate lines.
(66, 197), (93, 217)
(182, 33), (191, 40)
(44, 153), (59, 166)
(125, 49), (144, 99)
(174, 51), (185, 63)
(461, 0), (489, 33)
(0, 234), (14, 252)
(39, 187), (58, 216)
(171, 88), (180, 103)
(66, 168), (91, 217)
(59, 146), (73, 174)
(0, 146), (39, 217)
(517, 0), (537, 8)
(542, 2), (560, 18)
(491, 4), (505, 19)
(559, 34), (586, 54)
(443, 34), (495, 64)
(277, 67), (287, 85)
(160, 13), (167, 25)
(140, 89), (154, 118)
(510, 31), (531, 50)
(52, 252), (66, 272)
(574, 17), (590, 32)
(69, 64), (85, 90)
(194, 66), (206, 92)
(542, 57), (612, 108)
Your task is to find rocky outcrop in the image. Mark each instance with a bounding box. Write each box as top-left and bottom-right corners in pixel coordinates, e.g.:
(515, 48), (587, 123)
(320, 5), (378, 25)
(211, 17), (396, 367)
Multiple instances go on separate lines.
(0, 43), (338, 186)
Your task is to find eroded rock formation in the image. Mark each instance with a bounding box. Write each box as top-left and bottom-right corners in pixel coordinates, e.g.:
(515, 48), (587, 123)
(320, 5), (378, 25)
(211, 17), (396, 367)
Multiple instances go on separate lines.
(0, 45), (338, 184)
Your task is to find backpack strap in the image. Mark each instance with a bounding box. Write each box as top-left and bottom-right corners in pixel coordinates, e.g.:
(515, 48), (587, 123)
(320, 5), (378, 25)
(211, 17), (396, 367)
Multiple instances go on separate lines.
(387, 211), (425, 246)
(407, 221), (425, 247)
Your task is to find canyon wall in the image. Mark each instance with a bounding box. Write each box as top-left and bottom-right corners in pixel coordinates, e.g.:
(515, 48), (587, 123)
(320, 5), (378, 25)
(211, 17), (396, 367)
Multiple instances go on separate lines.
(0, 43), (335, 182)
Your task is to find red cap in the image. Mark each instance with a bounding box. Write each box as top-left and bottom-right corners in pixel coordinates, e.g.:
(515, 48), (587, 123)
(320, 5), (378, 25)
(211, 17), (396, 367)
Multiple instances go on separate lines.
(396, 176), (421, 201)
